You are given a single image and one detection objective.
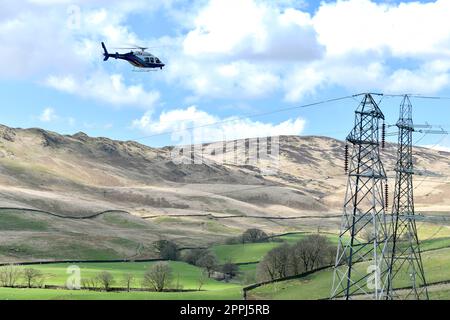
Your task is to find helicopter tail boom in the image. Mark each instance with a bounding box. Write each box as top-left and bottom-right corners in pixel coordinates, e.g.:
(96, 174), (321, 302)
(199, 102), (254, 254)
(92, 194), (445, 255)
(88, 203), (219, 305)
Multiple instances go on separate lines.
(101, 42), (109, 61)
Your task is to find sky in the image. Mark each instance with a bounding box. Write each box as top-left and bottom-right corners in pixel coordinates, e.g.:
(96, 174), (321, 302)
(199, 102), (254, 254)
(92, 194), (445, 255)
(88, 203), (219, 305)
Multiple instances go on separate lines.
(0, 0), (449, 149)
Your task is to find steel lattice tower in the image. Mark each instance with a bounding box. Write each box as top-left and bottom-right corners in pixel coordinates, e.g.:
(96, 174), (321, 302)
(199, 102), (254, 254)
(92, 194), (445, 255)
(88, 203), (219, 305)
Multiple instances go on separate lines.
(331, 94), (391, 300)
(387, 95), (429, 299)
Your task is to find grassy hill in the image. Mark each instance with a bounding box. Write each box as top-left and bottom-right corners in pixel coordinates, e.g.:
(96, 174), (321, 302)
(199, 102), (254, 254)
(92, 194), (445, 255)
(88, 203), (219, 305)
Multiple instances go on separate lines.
(1, 124), (450, 263)
(0, 124), (449, 299)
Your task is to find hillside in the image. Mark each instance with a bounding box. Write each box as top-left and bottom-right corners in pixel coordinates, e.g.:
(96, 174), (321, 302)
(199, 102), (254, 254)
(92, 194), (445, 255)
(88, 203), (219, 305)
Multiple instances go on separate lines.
(0, 124), (449, 262)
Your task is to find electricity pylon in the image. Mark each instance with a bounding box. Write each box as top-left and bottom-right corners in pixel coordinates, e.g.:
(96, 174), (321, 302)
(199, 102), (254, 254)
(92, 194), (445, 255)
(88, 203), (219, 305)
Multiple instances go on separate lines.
(387, 95), (429, 299)
(331, 93), (391, 300)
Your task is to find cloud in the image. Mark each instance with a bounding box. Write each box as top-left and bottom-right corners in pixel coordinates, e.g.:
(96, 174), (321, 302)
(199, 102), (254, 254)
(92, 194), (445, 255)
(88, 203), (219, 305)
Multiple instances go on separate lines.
(39, 107), (58, 122)
(45, 72), (160, 109)
(312, 0), (450, 58)
(0, 0), (180, 79)
(4, 0), (450, 105)
(183, 0), (323, 61)
(132, 106), (306, 144)
(163, 0), (450, 101)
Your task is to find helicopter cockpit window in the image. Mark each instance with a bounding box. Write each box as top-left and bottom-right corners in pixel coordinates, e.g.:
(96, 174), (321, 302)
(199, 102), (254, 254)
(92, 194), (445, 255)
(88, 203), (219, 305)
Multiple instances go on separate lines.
(150, 58), (155, 63)
(156, 58), (161, 63)
(144, 57), (150, 63)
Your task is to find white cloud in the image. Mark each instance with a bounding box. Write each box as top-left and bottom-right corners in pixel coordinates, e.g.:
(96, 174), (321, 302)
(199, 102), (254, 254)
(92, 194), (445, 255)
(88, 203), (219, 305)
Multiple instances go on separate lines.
(39, 107), (58, 122)
(4, 0), (450, 105)
(312, 0), (450, 58)
(163, 0), (450, 101)
(183, 0), (323, 61)
(45, 72), (160, 109)
(132, 106), (306, 143)
(0, 0), (187, 77)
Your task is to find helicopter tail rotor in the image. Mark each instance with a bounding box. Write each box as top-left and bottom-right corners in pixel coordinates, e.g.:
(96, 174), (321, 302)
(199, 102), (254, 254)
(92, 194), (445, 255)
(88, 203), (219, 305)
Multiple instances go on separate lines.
(101, 42), (109, 61)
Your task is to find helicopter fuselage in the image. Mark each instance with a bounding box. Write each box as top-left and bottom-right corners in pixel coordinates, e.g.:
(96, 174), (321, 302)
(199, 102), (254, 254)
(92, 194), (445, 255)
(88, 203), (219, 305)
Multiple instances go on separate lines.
(109, 51), (165, 69)
(102, 42), (164, 69)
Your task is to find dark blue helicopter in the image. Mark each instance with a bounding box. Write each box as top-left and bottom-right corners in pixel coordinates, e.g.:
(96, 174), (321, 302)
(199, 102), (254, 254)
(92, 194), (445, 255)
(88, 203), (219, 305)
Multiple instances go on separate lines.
(102, 42), (165, 70)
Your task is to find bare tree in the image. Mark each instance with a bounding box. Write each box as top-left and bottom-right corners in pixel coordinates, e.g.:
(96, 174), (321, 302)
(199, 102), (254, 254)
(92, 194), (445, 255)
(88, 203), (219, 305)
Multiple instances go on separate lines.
(182, 248), (208, 265)
(0, 264), (21, 287)
(81, 277), (100, 290)
(96, 271), (115, 291)
(242, 229), (269, 244)
(221, 260), (239, 281)
(153, 240), (179, 260)
(142, 262), (172, 292)
(257, 244), (290, 281)
(256, 235), (336, 282)
(122, 273), (134, 292)
(174, 273), (183, 291)
(196, 252), (218, 277)
(291, 235), (335, 273)
(197, 270), (208, 291)
(22, 268), (44, 288)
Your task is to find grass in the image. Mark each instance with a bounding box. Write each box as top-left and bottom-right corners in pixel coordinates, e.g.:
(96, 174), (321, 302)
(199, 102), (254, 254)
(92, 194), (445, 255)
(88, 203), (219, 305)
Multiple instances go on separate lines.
(429, 288), (450, 300)
(0, 287), (243, 300)
(153, 216), (186, 223)
(416, 222), (450, 240)
(212, 243), (281, 264)
(0, 242), (121, 260)
(0, 261), (243, 300)
(102, 213), (148, 229)
(248, 246), (450, 300)
(13, 261), (239, 291)
(417, 237), (450, 252)
(212, 233), (340, 264)
(0, 211), (49, 231)
(237, 263), (258, 284)
(204, 221), (241, 234)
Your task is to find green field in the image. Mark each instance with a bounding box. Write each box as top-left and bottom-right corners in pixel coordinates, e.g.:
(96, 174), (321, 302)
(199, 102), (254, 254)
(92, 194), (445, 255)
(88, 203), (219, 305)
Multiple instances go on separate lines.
(12, 261), (239, 291)
(211, 232), (336, 264)
(0, 287), (242, 300)
(1, 221), (449, 300)
(0, 260), (243, 300)
(0, 211), (49, 231)
(248, 246), (450, 300)
(212, 243), (281, 264)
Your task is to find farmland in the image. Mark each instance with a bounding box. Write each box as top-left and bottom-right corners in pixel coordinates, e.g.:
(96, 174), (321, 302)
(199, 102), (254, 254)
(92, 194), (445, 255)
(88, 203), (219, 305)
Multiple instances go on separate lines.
(1, 222), (449, 300)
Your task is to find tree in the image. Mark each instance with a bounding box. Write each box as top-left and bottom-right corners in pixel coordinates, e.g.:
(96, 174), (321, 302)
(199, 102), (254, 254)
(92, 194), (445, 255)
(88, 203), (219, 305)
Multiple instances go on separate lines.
(256, 235), (337, 282)
(153, 240), (179, 260)
(197, 271), (208, 291)
(122, 273), (134, 292)
(22, 268), (44, 288)
(182, 249), (208, 265)
(242, 228), (268, 243)
(257, 245), (290, 281)
(142, 262), (172, 292)
(221, 261), (239, 280)
(196, 252), (219, 277)
(174, 273), (183, 291)
(96, 271), (115, 291)
(81, 277), (100, 290)
(291, 235), (335, 273)
(0, 264), (21, 287)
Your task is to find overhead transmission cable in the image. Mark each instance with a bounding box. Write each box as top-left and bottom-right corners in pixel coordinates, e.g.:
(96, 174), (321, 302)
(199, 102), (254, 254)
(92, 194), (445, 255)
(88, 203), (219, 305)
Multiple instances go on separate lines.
(130, 95), (356, 142)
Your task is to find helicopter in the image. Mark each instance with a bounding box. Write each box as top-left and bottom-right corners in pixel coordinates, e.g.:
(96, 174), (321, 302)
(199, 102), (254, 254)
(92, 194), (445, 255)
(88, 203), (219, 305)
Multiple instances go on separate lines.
(101, 42), (165, 71)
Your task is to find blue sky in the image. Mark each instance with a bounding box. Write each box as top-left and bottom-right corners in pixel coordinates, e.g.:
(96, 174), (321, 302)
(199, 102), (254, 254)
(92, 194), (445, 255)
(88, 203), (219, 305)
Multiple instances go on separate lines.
(0, 0), (449, 149)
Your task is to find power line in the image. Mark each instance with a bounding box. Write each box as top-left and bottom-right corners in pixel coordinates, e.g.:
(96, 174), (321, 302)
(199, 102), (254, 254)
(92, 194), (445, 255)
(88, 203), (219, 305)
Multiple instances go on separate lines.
(125, 92), (450, 144)
(130, 95), (356, 142)
(382, 94), (450, 100)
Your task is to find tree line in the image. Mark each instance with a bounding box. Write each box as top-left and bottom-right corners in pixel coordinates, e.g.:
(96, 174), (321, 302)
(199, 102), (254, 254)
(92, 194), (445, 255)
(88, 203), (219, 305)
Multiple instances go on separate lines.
(257, 234), (336, 282)
(0, 262), (182, 292)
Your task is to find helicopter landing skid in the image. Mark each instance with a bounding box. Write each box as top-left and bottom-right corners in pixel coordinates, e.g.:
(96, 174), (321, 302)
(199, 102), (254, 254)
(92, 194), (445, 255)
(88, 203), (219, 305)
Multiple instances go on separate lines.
(132, 68), (159, 72)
